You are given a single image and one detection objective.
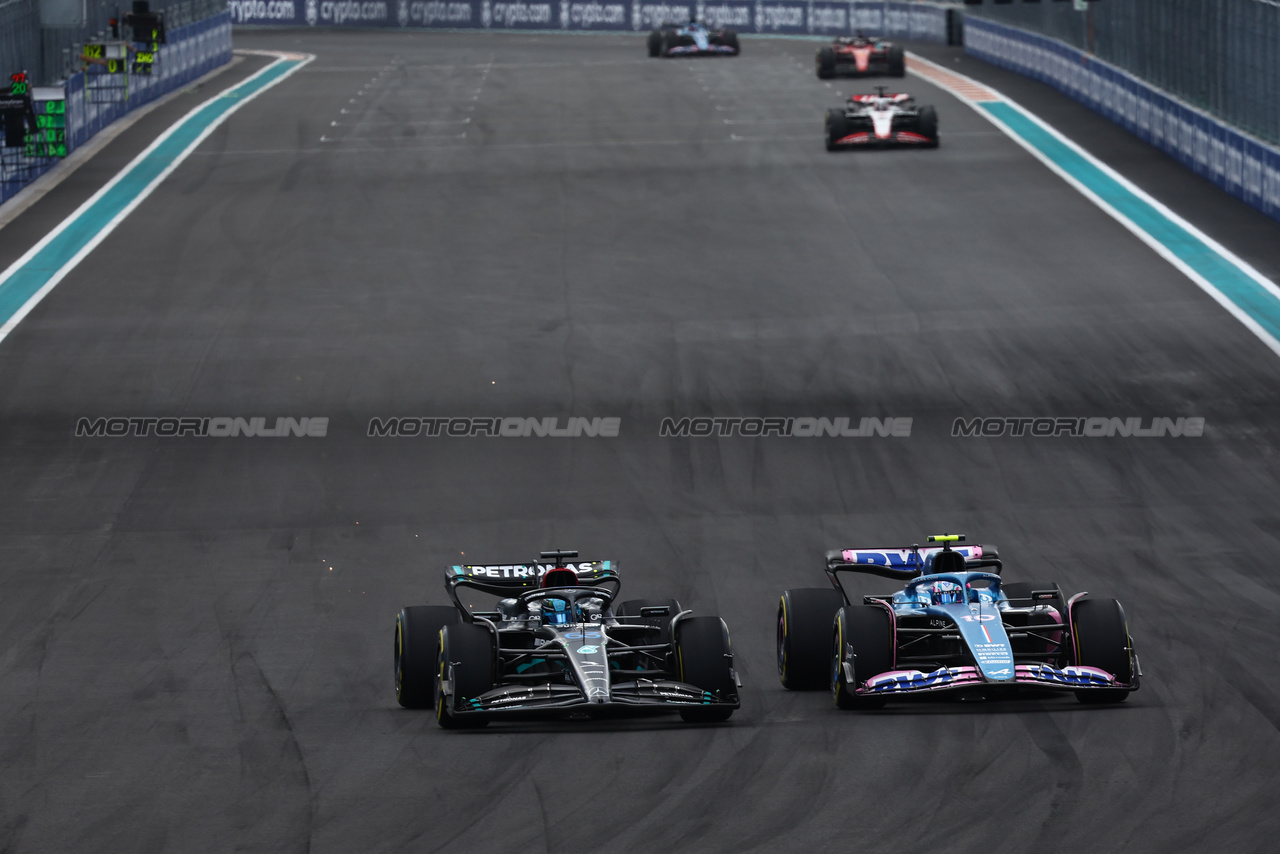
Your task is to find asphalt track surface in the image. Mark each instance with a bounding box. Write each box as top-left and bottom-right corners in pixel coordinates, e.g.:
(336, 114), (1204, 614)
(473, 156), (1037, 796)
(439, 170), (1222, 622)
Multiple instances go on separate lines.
(2, 30), (1279, 853)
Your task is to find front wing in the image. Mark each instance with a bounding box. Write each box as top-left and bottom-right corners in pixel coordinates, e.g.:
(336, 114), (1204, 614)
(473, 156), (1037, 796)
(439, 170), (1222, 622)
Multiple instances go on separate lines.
(666, 44), (737, 56)
(448, 679), (739, 719)
(856, 663), (1139, 698)
(830, 129), (934, 148)
(832, 58), (892, 76)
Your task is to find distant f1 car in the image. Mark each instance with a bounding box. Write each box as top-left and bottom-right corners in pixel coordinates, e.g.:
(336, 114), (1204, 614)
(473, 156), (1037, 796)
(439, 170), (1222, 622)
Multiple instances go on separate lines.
(396, 550), (741, 726)
(825, 87), (938, 150)
(816, 35), (905, 79)
(777, 535), (1141, 708)
(648, 19), (739, 57)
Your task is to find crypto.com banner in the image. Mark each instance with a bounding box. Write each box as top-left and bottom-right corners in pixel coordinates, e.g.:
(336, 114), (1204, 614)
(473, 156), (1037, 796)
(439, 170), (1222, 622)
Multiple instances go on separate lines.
(227, 0), (953, 40)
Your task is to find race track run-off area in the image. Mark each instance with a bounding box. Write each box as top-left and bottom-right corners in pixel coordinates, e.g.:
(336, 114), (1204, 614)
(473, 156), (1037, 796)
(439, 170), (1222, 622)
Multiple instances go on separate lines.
(1, 30), (1279, 853)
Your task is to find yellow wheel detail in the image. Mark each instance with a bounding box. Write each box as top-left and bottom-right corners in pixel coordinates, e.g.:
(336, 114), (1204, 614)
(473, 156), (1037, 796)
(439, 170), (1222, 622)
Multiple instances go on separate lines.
(435, 628), (447, 723)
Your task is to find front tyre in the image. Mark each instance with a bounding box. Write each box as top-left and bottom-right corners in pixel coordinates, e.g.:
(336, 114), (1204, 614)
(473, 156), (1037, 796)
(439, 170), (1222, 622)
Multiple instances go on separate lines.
(675, 616), (737, 722)
(832, 606), (893, 710)
(778, 588), (846, 688)
(888, 45), (905, 77)
(647, 30), (662, 57)
(1070, 598), (1135, 704)
(816, 46), (836, 79)
(722, 31), (739, 55)
(825, 108), (849, 152)
(435, 622), (495, 728)
(396, 605), (457, 708)
(916, 105), (938, 146)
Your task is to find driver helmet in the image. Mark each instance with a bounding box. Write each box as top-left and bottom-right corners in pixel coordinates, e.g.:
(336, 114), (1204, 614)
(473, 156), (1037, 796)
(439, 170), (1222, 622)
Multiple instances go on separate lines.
(540, 566), (578, 625)
(929, 580), (962, 604)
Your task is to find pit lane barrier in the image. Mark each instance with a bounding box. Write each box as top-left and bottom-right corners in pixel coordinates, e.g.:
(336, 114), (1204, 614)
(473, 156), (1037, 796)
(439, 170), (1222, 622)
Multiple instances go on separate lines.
(0, 13), (233, 206)
(963, 17), (1280, 228)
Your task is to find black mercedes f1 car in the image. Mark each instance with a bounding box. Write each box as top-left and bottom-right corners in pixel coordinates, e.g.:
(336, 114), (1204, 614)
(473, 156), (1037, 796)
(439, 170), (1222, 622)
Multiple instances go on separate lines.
(396, 550), (741, 726)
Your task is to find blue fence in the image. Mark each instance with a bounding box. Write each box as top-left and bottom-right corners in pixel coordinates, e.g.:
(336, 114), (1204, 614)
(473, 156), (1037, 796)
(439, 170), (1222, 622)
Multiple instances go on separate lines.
(964, 18), (1280, 227)
(2, 13), (233, 206)
(228, 0), (957, 41)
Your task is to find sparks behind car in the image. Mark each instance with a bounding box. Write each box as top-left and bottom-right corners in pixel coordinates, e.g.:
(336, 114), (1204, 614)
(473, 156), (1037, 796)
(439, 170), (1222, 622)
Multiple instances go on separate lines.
(826, 87), (939, 150)
(648, 19), (739, 58)
(395, 550), (741, 726)
(777, 534), (1141, 709)
(816, 35), (905, 79)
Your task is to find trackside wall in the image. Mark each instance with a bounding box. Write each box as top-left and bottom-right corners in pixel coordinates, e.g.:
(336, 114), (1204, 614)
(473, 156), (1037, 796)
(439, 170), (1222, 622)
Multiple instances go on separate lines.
(1, 13), (233, 207)
(964, 17), (1280, 227)
(227, 0), (959, 41)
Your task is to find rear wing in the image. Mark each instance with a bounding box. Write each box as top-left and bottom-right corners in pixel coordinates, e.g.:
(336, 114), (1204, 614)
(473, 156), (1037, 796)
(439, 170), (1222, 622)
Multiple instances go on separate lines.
(446, 559), (618, 596)
(825, 544), (1000, 582)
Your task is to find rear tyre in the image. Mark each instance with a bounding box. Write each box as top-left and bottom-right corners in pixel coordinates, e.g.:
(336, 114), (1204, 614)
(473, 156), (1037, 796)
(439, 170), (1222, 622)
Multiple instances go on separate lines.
(396, 605), (456, 709)
(816, 46), (836, 79)
(825, 108), (849, 152)
(1070, 598), (1134, 704)
(675, 616), (737, 722)
(916, 105), (938, 146)
(778, 588), (846, 688)
(832, 606), (893, 710)
(435, 622), (495, 728)
(647, 30), (662, 57)
(888, 45), (905, 77)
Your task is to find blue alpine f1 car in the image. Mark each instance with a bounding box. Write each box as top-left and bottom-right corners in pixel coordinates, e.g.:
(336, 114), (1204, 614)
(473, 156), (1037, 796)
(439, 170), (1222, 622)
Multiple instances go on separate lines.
(777, 535), (1141, 708)
(395, 550), (741, 726)
(648, 19), (740, 57)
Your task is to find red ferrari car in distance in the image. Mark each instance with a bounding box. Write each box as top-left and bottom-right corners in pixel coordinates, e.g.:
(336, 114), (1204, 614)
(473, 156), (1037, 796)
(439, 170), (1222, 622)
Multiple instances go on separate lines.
(816, 35), (906, 79)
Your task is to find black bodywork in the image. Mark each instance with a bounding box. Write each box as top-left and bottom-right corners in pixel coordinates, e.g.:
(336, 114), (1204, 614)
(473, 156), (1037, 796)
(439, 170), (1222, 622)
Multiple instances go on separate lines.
(397, 551), (741, 725)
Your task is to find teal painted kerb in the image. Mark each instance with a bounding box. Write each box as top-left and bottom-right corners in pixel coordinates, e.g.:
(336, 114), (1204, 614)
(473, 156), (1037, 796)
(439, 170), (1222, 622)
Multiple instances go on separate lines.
(980, 101), (1280, 345)
(0, 59), (304, 327)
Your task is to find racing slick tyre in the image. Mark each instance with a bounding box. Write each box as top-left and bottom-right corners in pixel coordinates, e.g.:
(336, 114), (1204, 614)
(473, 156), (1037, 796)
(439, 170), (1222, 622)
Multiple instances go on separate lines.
(720, 31), (740, 54)
(832, 606), (893, 710)
(816, 46), (836, 79)
(435, 622), (496, 728)
(675, 616), (736, 722)
(661, 31), (679, 57)
(778, 588), (846, 688)
(888, 45), (906, 77)
(396, 605), (457, 709)
(916, 105), (939, 146)
(825, 108), (849, 152)
(1001, 582), (1066, 659)
(647, 30), (662, 57)
(1070, 598), (1134, 704)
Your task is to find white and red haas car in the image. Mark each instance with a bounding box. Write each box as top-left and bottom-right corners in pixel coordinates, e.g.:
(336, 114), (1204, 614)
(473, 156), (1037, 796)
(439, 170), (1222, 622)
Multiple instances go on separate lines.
(825, 88), (939, 151)
(816, 35), (905, 79)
